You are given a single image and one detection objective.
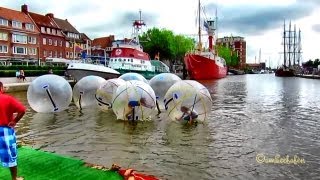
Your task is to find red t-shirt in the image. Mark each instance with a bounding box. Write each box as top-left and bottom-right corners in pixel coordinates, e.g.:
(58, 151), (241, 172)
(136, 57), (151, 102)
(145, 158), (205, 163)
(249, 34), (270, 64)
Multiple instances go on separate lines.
(0, 93), (26, 126)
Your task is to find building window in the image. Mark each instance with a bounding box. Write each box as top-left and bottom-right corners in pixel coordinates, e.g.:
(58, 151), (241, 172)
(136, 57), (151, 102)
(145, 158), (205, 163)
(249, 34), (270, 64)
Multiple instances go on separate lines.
(49, 51), (52, 57)
(12, 46), (27, 55)
(0, 18), (8, 26)
(59, 52), (62, 58)
(44, 50), (47, 57)
(43, 38), (46, 45)
(48, 39), (52, 45)
(54, 51), (57, 57)
(57, 30), (61, 35)
(66, 42), (69, 48)
(52, 29), (56, 35)
(12, 21), (22, 29)
(0, 32), (8, 41)
(28, 48), (37, 55)
(41, 27), (46, 33)
(46, 28), (51, 34)
(12, 34), (27, 44)
(66, 52), (69, 58)
(28, 36), (37, 44)
(25, 23), (34, 31)
(70, 52), (73, 58)
(59, 41), (63, 47)
(54, 40), (57, 46)
(0, 45), (8, 53)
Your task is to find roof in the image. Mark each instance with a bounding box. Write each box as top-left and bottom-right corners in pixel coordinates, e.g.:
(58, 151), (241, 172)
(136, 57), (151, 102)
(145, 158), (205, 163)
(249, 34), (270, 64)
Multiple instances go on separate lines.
(53, 18), (79, 33)
(0, 6), (33, 24)
(81, 33), (91, 41)
(28, 12), (59, 28)
(92, 36), (114, 49)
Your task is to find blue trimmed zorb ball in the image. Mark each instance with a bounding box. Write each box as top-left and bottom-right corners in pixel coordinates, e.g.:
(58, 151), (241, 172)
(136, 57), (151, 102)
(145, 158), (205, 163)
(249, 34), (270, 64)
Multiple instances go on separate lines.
(73, 75), (107, 109)
(163, 80), (212, 123)
(119, 72), (148, 83)
(112, 80), (156, 121)
(95, 78), (126, 111)
(27, 74), (72, 113)
(149, 73), (181, 110)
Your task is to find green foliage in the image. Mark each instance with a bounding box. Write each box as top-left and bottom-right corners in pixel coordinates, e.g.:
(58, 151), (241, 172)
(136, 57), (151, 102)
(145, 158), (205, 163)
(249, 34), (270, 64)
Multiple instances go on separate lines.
(139, 27), (195, 62)
(216, 45), (239, 67)
(0, 65), (66, 71)
(0, 66), (65, 77)
(302, 58), (320, 68)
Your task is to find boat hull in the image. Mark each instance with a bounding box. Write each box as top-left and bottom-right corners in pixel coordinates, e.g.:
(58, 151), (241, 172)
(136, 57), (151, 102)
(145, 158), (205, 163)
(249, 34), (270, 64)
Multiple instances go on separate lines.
(67, 63), (120, 81)
(275, 68), (295, 77)
(184, 54), (227, 80)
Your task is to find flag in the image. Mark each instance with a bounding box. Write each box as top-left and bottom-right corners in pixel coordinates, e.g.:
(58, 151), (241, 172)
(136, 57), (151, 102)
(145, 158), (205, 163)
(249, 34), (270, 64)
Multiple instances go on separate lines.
(75, 43), (82, 52)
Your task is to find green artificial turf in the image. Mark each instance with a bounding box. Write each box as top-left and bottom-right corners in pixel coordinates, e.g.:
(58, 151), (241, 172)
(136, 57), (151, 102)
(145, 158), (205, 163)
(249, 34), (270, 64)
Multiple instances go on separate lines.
(0, 146), (123, 180)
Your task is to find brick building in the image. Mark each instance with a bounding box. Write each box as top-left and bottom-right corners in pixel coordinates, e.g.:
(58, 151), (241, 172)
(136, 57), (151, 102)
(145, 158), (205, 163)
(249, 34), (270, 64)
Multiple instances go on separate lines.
(53, 17), (83, 60)
(0, 6), (40, 62)
(80, 33), (92, 58)
(22, 5), (65, 61)
(91, 35), (115, 58)
(216, 36), (246, 69)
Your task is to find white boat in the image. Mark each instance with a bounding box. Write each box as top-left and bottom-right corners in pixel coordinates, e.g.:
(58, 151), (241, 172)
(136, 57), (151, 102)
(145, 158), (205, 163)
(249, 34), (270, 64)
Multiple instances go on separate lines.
(67, 63), (120, 81)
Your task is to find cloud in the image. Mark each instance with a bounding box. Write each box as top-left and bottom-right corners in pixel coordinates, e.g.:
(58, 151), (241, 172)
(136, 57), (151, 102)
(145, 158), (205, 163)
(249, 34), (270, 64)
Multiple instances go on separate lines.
(312, 24), (320, 33)
(205, 1), (315, 36)
(79, 11), (159, 39)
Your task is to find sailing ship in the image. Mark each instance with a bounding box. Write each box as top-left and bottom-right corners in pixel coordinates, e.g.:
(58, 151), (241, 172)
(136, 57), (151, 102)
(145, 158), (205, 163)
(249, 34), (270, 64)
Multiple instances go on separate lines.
(275, 20), (302, 77)
(184, 0), (227, 80)
(107, 11), (169, 79)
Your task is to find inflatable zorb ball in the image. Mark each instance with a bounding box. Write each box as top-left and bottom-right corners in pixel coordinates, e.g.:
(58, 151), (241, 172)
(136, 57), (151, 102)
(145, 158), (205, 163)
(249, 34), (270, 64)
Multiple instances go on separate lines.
(95, 78), (126, 111)
(27, 75), (72, 113)
(119, 72), (148, 83)
(163, 80), (212, 123)
(112, 80), (156, 121)
(73, 76), (107, 109)
(149, 73), (181, 110)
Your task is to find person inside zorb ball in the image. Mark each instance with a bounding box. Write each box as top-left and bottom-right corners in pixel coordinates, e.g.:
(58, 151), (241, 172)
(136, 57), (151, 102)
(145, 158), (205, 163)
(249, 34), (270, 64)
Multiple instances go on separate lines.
(27, 74), (72, 113)
(163, 80), (212, 124)
(95, 78), (126, 111)
(112, 80), (156, 123)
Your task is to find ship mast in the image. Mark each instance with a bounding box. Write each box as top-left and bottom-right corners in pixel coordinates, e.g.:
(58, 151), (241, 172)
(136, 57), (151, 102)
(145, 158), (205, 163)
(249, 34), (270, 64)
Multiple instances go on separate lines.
(132, 10), (145, 45)
(293, 25), (296, 66)
(283, 20), (286, 67)
(198, 0), (202, 50)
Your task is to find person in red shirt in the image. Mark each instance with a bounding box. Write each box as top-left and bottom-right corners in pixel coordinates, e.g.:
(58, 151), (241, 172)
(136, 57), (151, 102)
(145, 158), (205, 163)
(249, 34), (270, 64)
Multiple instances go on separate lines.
(0, 81), (26, 180)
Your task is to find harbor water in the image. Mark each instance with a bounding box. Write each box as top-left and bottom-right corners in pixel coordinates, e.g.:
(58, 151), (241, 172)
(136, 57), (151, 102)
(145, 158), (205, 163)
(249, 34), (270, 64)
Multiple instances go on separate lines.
(11, 74), (320, 180)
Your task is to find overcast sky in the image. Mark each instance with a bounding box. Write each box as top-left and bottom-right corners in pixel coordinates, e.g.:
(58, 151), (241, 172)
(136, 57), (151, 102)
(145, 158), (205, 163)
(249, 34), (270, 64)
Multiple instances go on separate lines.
(1, 0), (319, 67)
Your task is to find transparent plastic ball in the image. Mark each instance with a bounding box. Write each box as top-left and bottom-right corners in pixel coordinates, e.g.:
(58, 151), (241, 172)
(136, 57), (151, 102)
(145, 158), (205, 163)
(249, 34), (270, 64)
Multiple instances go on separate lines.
(149, 73), (181, 110)
(112, 80), (156, 121)
(95, 78), (126, 111)
(163, 80), (212, 123)
(27, 74), (72, 113)
(119, 72), (148, 83)
(73, 75), (107, 109)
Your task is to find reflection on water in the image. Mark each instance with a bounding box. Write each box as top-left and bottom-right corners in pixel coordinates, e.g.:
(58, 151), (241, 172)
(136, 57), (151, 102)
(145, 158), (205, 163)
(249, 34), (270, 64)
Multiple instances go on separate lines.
(11, 74), (320, 179)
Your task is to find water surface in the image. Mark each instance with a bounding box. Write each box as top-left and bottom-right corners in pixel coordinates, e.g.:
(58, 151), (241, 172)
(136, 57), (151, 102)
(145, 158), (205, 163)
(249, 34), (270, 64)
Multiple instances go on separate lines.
(12, 74), (320, 179)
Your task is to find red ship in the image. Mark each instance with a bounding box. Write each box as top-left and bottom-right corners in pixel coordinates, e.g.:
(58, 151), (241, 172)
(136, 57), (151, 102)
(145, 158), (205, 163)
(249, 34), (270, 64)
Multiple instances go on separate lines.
(184, 0), (227, 80)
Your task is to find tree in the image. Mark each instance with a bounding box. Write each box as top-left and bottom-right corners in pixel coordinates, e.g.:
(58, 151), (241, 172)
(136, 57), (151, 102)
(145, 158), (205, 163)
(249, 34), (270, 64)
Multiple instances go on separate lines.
(139, 27), (195, 63)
